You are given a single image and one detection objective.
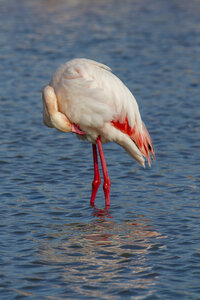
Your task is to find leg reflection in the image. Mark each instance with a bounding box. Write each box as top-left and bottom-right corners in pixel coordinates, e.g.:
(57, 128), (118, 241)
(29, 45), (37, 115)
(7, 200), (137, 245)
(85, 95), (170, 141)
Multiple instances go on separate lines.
(91, 204), (112, 219)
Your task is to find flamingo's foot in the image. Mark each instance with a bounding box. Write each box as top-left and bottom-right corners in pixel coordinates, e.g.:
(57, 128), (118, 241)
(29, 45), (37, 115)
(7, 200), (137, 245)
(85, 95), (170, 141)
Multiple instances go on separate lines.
(92, 205), (112, 218)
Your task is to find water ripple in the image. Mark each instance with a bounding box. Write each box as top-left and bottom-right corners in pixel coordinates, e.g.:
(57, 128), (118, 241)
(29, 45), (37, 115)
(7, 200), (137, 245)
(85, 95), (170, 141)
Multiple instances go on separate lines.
(0, 0), (200, 299)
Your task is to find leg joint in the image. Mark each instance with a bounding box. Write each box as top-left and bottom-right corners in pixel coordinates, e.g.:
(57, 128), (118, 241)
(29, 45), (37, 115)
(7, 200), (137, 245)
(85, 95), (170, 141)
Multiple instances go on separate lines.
(92, 178), (101, 188)
(103, 179), (111, 191)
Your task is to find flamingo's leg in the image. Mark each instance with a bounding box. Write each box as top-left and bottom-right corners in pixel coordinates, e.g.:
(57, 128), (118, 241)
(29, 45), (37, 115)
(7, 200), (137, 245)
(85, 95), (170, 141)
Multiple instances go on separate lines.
(71, 124), (85, 135)
(90, 144), (101, 206)
(96, 136), (111, 207)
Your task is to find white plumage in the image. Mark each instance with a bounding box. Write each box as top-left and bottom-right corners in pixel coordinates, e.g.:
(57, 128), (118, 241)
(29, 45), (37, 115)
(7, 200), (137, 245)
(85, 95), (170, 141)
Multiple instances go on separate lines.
(51, 58), (141, 128)
(43, 58), (155, 207)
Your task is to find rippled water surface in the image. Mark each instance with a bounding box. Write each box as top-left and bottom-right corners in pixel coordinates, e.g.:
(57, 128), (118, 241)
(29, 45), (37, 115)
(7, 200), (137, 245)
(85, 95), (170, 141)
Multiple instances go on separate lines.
(0, 0), (200, 299)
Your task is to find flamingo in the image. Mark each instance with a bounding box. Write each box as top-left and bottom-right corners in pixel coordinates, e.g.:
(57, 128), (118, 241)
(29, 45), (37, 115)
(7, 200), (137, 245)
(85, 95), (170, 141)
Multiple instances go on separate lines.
(42, 58), (155, 208)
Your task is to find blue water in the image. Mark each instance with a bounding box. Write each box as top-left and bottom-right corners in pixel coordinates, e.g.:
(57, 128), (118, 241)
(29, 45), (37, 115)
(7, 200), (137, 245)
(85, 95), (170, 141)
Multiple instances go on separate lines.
(0, 0), (200, 299)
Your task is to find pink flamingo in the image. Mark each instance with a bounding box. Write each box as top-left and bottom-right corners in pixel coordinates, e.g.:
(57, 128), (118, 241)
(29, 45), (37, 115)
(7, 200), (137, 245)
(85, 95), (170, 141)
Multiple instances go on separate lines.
(42, 58), (155, 208)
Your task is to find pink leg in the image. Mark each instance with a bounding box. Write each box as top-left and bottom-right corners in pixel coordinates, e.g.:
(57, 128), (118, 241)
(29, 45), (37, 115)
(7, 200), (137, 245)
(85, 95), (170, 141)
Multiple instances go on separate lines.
(90, 144), (101, 206)
(96, 136), (111, 207)
(71, 123), (85, 135)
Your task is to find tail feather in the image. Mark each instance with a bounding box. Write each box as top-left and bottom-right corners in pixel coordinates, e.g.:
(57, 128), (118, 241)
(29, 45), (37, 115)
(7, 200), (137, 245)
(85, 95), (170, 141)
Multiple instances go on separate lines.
(111, 117), (155, 167)
(130, 121), (155, 167)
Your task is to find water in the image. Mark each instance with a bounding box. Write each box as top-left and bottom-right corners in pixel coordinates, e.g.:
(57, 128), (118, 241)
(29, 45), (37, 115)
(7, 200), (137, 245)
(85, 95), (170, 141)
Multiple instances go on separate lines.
(0, 0), (200, 299)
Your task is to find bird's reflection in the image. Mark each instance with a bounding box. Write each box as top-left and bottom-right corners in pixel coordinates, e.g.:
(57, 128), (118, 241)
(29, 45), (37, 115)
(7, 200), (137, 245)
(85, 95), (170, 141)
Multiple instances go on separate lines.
(34, 209), (166, 297)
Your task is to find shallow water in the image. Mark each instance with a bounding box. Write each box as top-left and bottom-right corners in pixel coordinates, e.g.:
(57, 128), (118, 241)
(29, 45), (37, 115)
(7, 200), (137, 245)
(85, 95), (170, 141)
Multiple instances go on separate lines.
(0, 0), (200, 299)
